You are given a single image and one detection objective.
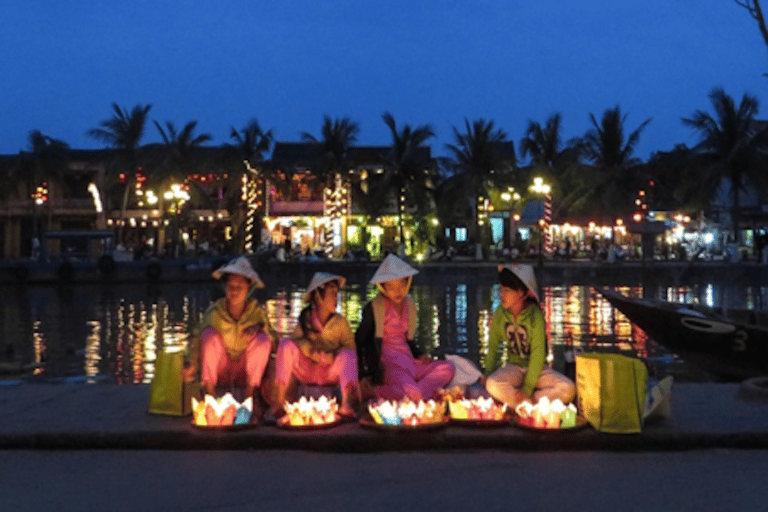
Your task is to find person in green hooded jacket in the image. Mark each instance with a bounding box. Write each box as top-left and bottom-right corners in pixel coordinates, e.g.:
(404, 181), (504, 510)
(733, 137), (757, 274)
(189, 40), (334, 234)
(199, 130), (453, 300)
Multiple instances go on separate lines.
(483, 264), (575, 408)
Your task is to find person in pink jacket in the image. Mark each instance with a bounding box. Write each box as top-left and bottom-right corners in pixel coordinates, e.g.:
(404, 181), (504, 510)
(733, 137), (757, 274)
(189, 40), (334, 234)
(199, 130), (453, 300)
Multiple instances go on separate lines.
(271, 272), (358, 418)
(184, 256), (275, 406)
(355, 255), (454, 402)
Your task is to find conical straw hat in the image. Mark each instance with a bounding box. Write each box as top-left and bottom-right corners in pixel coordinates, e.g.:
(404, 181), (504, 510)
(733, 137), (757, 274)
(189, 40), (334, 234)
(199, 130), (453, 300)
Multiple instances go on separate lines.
(369, 254), (418, 284)
(303, 272), (346, 302)
(497, 263), (539, 303)
(212, 256), (265, 289)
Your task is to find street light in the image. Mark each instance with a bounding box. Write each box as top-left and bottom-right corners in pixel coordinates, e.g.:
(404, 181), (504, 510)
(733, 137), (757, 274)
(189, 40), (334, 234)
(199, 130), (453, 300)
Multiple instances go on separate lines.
(530, 177), (552, 263)
(162, 183), (190, 257)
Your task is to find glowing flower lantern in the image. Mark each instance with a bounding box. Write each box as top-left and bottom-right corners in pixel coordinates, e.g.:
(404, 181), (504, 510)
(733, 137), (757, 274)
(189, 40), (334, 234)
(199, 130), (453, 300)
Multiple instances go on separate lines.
(514, 397), (577, 429)
(283, 396), (340, 426)
(448, 396), (508, 421)
(192, 393), (253, 427)
(367, 398), (446, 426)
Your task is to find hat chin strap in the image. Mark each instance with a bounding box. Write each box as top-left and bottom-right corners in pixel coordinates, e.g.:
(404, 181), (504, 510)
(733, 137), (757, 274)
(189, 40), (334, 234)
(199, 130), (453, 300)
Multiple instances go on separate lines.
(376, 275), (412, 298)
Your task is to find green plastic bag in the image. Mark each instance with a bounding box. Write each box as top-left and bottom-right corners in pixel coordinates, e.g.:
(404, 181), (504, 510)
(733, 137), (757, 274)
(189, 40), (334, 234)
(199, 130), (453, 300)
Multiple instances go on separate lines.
(148, 350), (199, 416)
(576, 353), (648, 434)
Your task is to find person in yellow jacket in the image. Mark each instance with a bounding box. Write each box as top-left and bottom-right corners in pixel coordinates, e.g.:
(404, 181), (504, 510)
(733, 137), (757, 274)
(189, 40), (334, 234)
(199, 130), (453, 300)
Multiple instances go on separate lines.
(270, 272), (358, 418)
(184, 256), (275, 404)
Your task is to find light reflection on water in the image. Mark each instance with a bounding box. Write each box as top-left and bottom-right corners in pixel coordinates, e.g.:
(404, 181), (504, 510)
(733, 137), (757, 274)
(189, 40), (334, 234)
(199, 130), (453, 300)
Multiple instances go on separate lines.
(3, 278), (768, 384)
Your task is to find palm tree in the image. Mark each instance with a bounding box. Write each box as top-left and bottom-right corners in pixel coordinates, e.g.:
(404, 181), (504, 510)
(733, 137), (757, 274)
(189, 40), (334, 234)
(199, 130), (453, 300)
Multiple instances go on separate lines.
(521, 113), (566, 170)
(520, 113), (583, 218)
(16, 130), (70, 241)
(301, 115), (360, 187)
(379, 112), (436, 245)
(682, 87), (768, 241)
(575, 105), (651, 221)
(152, 120), (212, 256)
(301, 116), (360, 255)
(153, 120), (212, 177)
(445, 118), (514, 245)
(225, 119), (274, 252)
(86, 103), (152, 244)
(229, 119), (274, 165)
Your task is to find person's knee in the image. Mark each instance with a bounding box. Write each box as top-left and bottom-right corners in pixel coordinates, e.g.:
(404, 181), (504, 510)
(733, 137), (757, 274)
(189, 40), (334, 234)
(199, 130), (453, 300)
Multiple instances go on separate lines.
(440, 361), (455, 381)
(247, 332), (273, 354)
(336, 348), (356, 364)
(276, 338), (298, 358)
(484, 375), (502, 397)
(559, 381), (576, 403)
(200, 327), (224, 351)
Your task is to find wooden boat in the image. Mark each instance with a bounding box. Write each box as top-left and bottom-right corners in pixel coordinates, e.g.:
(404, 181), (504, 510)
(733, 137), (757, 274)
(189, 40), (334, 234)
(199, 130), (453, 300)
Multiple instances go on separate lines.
(598, 288), (768, 381)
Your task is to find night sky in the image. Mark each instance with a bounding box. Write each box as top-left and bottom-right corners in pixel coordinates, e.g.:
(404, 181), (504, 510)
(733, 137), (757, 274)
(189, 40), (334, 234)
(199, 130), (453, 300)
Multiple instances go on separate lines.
(3, 0), (767, 160)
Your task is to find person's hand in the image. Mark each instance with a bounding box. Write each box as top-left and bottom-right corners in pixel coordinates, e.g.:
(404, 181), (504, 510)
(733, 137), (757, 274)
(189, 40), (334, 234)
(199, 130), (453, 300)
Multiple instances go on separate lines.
(512, 389), (531, 407)
(358, 377), (376, 403)
(313, 350), (334, 365)
(477, 375), (488, 387)
(182, 364), (196, 383)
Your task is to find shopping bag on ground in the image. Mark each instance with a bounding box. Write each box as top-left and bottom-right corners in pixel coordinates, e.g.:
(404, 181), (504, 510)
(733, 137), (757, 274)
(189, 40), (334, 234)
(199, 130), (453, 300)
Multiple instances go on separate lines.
(576, 352), (648, 434)
(643, 375), (673, 423)
(148, 350), (199, 416)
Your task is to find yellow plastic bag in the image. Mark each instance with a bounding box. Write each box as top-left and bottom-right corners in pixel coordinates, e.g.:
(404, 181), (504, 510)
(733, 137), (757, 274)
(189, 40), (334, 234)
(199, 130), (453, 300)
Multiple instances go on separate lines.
(148, 350), (199, 416)
(576, 353), (648, 434)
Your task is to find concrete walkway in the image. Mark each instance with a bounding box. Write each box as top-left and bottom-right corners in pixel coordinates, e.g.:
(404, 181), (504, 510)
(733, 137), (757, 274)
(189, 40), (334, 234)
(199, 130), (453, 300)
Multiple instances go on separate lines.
(1, 381), (767, 451)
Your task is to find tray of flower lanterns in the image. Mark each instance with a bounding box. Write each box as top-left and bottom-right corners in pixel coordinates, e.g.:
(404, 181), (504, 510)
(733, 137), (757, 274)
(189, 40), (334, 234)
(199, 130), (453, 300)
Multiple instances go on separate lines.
(444, 390), (511, 427)
(191, 393), (255, 430)
(512, 397), (587, 432)
(277, 395), (344, 430)
(360, 398), (449, 431)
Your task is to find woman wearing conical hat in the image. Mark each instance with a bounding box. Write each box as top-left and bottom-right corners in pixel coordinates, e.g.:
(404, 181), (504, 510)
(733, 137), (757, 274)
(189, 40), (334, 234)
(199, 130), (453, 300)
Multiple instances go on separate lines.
(483, 264), (575, 408)
(184, 256), (276, 406)
(270, 272), (358, 418)
(355, 255), (454, 402)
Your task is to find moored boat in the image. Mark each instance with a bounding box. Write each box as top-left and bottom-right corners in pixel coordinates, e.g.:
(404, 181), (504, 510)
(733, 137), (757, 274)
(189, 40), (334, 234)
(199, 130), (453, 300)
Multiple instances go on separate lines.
(598, 288), (768, 381)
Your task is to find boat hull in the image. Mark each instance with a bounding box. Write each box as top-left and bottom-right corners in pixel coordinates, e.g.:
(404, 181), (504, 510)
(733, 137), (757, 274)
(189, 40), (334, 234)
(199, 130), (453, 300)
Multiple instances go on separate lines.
(599, 288), (768, 381)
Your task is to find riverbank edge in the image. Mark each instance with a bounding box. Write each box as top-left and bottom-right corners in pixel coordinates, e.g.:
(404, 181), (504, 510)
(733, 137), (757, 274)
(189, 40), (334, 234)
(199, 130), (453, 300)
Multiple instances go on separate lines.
(0, 382), (766, 452)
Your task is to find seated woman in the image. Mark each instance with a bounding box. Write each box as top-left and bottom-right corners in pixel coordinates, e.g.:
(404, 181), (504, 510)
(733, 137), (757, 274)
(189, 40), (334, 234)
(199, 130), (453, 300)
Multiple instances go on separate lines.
(484, 264), (575, 408)
(356, 255), (454, 402)
(184, 256), (275, 408)
(271, 272), (358, 418)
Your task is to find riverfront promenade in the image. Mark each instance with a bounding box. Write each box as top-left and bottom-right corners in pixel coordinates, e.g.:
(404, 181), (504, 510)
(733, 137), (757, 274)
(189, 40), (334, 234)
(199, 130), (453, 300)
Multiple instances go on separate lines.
(1, 381), (767, 451)
(3, 254), (768, 287)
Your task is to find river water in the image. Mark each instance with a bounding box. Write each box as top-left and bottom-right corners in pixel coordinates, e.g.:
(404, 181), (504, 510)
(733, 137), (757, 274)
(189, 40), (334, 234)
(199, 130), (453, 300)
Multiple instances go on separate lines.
(2, 269), (765, 384)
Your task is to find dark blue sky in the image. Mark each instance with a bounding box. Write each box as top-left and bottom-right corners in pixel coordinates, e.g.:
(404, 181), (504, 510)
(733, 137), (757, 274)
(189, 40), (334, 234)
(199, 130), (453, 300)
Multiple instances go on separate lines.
(3, 1), (766, 160)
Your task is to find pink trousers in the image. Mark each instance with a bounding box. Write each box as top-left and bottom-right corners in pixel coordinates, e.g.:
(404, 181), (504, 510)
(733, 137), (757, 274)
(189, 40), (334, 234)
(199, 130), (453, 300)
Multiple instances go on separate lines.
(376, 356), (454, 402)
(200, 327), (271, 390)
(275, 339), (358, 390)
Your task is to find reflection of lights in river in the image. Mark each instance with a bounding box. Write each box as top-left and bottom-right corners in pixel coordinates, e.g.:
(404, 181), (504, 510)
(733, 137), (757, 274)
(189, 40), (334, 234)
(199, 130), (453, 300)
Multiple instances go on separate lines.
(138, 303), (152, 384)
(32, 320), (46, 375)
(477, 309), (491, 369)
(454, 284), (467, 348)
(7, 281), (740, 384)
(84, 320), (101, 377)
(430, 305), (440, 348)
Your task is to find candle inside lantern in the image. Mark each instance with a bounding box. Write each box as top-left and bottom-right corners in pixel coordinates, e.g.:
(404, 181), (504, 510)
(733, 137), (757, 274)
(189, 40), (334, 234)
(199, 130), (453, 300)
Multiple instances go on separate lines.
(514, 397), (577, 429)
(367, 398), (446, 426)
(283, 395), (339, 426)
(447, 394), (508, 421)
